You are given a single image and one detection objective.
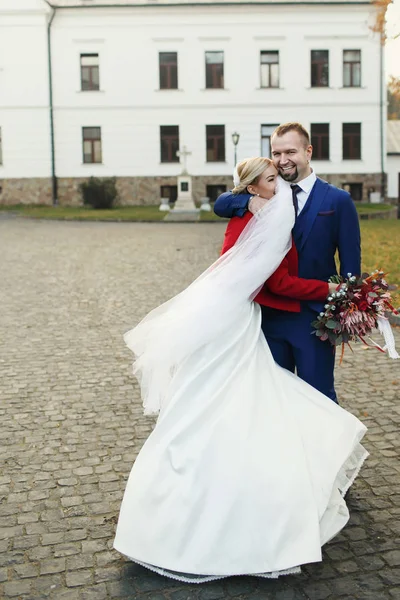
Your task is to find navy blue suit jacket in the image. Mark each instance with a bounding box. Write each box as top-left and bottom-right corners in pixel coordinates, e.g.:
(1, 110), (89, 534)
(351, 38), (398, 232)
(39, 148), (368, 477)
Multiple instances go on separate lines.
(214, 178), (361, 312)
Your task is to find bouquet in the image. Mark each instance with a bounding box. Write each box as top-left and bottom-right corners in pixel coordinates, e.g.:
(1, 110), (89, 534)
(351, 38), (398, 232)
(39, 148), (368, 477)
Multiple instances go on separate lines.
(312, 270), (399, 361)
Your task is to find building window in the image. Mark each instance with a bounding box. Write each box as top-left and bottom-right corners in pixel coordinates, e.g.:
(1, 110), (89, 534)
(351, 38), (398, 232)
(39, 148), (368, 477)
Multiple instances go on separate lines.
(159, 52), (178, 89)
(343, 182), (363, 201)
(260, 51), (279, 88)
(0, 128), (2, 165)
(82, 127), (102, 163)
(206, 125), (225, 162)
(206, 184), (227, 203)
(311, 123), (330, 160)
(160, 185), (178, 204)
(343, 50), (361, 87)
(205, 52), (224, 89)
(80, 54), (100, 91)
(343, 123), (361, 160)
(311, 50), (329, 87)
(160, 126), (179, 163)
(261, 124), (279, 158)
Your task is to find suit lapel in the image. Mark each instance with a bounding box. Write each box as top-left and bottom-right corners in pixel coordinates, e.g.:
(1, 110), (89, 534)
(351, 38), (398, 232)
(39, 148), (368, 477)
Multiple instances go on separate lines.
(298, 178), (330, 252)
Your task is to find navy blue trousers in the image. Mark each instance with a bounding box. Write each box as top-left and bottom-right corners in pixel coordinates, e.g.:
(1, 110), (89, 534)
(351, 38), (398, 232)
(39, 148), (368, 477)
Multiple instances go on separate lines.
(261, 305), (337, 403)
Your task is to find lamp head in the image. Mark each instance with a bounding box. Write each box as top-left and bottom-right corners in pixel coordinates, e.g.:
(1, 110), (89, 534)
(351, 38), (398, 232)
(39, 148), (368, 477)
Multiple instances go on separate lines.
(231, 132), (240, 146)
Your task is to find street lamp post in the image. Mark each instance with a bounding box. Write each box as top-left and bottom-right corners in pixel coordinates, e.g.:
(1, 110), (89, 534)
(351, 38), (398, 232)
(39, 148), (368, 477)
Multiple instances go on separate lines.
(231, 132), (240, 166)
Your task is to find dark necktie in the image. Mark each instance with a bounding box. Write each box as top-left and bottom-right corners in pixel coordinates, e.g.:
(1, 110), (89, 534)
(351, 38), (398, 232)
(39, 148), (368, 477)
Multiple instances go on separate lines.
(290, 184), (302, 219)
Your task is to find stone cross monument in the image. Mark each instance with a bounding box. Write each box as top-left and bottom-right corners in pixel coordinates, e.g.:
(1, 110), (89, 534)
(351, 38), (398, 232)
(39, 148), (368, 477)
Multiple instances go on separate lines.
(173, 145), (198, 212)
(176, 146), (191, 174)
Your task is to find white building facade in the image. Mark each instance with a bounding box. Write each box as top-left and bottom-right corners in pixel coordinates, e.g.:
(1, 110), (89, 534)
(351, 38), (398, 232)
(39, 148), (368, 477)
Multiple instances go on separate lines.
(0, 0), (386, 205)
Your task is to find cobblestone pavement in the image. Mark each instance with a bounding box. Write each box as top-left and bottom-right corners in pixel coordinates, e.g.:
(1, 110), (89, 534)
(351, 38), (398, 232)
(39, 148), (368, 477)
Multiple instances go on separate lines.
(1, 218), (399, 600)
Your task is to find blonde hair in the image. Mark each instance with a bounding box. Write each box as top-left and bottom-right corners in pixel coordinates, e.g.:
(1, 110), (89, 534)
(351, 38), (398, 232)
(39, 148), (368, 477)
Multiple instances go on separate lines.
(232, 157), (275, 194)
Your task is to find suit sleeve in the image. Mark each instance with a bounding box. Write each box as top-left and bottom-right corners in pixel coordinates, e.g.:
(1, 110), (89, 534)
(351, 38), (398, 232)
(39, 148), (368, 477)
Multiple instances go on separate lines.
(222, 220), (329, 300)
(336, 191), (361, 277)
(265, 258), (329, 301)
(214, 191), (252, 218)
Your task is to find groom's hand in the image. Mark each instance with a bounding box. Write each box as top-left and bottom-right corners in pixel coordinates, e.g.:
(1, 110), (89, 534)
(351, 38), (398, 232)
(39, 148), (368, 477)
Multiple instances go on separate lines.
(248, 196), (270, 215)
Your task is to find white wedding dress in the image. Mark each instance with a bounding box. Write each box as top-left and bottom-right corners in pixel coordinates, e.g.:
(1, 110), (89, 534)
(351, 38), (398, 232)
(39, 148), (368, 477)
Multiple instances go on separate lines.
(113, 180), (368, 583)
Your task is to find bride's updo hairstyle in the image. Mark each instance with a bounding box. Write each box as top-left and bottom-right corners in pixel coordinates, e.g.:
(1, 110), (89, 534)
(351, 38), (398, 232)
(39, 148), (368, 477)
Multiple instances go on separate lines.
(232, 157), (276, 194)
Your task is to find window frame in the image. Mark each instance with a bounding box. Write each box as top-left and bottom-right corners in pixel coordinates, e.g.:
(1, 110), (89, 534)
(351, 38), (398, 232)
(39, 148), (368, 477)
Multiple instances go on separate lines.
(206, 184), (227, 203)
(159, 52), (178, 90)
(206, 125), (225, 162)
(343, 49), (361, 88)
(160, 185), (178, 203)
(82, 127), (102, 164)
(205, 51), (224, 89)
(160, 125), (180, 163)
(260, 51), (279, 89)
(80, 54), (100, 92)
(311, 50), (329, 88)
(260, 123), (279, 158)
(342, 123), (361, 160)
(310, 123), (330, 160)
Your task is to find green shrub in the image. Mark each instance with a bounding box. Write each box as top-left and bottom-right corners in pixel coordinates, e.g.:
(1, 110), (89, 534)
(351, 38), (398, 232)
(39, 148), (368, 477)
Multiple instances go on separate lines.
(79, 177), (118, 209)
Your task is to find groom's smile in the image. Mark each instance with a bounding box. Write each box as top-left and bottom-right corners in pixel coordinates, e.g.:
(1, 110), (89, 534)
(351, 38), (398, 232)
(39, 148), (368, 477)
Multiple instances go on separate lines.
(280, 164), (298, 180)
(271, 129), (313, 183)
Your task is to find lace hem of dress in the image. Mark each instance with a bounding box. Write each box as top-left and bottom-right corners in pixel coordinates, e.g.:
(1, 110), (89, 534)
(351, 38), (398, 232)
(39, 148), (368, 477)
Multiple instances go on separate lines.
(339, 443), (369, 498)
(122, 557), (302, 584)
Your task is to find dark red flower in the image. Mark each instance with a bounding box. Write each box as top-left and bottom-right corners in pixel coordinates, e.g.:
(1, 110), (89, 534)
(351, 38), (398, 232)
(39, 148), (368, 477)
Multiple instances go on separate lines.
(358, 300), (369, 311)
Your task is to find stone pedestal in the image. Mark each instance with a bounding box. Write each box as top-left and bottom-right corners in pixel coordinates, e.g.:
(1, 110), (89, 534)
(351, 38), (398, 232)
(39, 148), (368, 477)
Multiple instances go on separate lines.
(369, 192), (382, 204)
(200, 196), (211, 211)
(159, 197), (170, 211)
(173, 175), (199, 212)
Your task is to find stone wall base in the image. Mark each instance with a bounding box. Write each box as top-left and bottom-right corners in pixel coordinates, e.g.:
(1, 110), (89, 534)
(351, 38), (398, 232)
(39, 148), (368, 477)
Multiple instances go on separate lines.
(0, 173), (386, 206)
(318, 172), (385, 202)
(57, 175), (234, 207)
(0, 178), (52, 205)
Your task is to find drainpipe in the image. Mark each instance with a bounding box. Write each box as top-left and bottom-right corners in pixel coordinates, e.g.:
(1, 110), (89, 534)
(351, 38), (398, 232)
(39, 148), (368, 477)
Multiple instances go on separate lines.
(45, 1), (58, 205)
(379, 33), (385, 201)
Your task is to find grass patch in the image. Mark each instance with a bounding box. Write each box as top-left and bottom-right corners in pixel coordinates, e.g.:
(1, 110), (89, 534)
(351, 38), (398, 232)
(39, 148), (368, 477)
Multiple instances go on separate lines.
(356, 203), (393, 214)
(360, 220), (400, 306)
(0, 204), (165, 221)
(199, 210), (228, 222)
(1, 202), (393, 219)
(0, 204), (229, 222)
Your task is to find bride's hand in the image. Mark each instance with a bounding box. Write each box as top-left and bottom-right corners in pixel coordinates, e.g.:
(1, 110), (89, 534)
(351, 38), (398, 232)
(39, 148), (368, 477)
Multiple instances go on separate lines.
(328, 283), (338, 294)
(248, 195), (270, 215)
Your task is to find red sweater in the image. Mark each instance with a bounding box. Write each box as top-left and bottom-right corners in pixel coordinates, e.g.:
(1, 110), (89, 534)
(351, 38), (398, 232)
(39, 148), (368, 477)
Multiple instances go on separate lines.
(221, 212), (329, 313)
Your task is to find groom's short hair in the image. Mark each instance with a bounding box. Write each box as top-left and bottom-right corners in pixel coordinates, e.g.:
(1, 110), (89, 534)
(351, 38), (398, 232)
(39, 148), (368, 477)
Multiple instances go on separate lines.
(272, 122), (310, 147)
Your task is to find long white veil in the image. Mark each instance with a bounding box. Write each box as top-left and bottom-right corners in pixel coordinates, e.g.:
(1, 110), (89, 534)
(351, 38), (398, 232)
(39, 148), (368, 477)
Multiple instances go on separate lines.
(124, 178), (295, 414)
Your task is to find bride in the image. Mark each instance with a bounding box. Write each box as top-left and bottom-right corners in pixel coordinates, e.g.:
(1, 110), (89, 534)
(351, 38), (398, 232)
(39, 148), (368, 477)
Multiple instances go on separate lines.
(113, 157), (368, 583)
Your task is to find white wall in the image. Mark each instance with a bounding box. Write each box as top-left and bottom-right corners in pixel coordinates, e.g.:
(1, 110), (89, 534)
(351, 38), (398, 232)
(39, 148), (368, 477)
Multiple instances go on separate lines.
(387, 156), (400, 199)
(50, 4), (384, 177)
(0, 1), (384, 180)
(0, 0), (51, 177)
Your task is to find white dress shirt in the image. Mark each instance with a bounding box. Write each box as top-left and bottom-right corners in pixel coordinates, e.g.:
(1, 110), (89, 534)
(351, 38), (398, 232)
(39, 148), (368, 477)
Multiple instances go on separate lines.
(295, 170), (317, 215)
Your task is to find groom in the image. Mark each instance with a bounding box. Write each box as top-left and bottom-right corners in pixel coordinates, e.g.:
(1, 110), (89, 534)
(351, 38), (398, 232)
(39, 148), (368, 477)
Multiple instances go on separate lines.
(214, 122), (361, 402)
